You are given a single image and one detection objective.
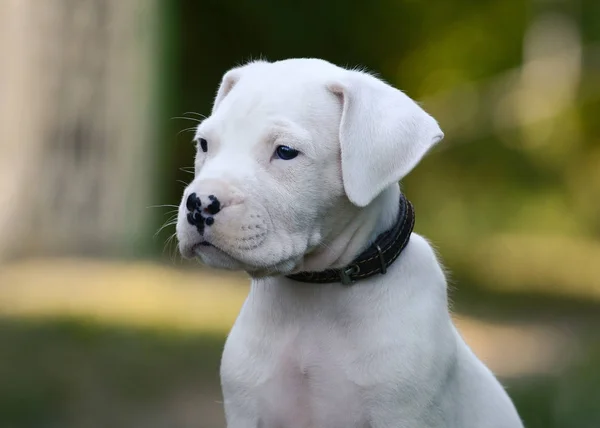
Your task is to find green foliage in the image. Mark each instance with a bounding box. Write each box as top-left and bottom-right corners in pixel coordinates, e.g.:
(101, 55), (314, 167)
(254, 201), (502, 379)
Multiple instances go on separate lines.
(155, 0), (600, 300)
(509, 345), (600, 428)
(0, 317), (224, 428)
(139, 2), (600, 424)
(0, 317), (598, 428)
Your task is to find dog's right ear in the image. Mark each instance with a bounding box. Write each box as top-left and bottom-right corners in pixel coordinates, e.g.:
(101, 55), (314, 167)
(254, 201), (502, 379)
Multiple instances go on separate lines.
(211, 68), (243, 114)
(212, 60), (269, 114)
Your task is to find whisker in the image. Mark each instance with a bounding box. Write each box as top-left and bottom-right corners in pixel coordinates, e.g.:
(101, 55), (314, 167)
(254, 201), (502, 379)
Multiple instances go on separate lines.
(163, 232), (179, 260)
(162, 211), (178, 218)
(177, 180), (189, 188)
(161, 213), (178, 224)
(147, 204), (178, 209)
(160, 214), (178, 224)
(154, 219), (178, 238)
(171, 116), (201, 123)
(171, 239), (185, 264)
(166, 234), (183, 263)
(180, 167), (195, 175)
(182, 111), (207, 119)
(177, 126), (198, 137)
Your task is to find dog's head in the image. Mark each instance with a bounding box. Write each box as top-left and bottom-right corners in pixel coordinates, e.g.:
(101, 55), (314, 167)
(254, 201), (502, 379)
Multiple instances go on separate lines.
(176, 58), (443, 276)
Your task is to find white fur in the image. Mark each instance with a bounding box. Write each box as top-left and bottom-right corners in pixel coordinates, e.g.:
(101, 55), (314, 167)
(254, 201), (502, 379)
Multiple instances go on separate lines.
(176, 58), (523, 428)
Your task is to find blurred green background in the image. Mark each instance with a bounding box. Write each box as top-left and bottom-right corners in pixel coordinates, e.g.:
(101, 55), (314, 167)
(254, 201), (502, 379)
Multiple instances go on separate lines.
(0, 0), (599, 427)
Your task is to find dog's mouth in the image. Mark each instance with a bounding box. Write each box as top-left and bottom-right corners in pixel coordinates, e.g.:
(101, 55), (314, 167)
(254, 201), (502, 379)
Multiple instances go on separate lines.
(191, 240), (214, 252)
(189, 238), (299, 276)
(191, 239), (237, 259)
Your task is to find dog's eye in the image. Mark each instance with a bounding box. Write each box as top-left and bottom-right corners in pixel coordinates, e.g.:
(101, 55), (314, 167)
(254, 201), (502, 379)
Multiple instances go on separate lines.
(274, 145), (299, 160)
(197, 138), (208, 153)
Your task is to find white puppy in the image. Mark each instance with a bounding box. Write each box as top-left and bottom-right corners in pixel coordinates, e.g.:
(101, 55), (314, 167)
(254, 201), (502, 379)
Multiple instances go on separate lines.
(176, 58), (523, 428)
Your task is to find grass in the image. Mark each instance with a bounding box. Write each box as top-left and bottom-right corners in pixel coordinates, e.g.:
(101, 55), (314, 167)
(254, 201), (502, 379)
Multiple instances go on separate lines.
(0, 316), (599, 428)
(0, 317), (226, 428)
(0, 257), (599, 427)
(508, 345), (600, 428)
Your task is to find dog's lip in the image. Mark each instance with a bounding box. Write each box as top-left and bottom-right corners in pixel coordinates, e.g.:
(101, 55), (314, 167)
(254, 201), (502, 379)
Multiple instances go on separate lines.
(191, 241), (213, 252)
(192, 239), (235, 259)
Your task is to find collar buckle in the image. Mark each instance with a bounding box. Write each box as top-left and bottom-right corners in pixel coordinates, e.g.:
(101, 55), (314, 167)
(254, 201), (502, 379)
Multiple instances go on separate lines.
(285, 195), (414, 285)
(339, 265), (360, 285)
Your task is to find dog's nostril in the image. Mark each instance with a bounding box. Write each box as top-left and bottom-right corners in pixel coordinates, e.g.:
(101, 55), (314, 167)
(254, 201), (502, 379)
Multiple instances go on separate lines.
(186, 212), (195, 225)
(187, 210), (205, 227)
(205, 196), (221, 215)
(186, 193), (201, 212)
(193, 212), (203, 223)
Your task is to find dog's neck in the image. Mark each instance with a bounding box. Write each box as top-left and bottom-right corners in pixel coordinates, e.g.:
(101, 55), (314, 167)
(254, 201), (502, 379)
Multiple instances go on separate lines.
(297, 185), (401, 273)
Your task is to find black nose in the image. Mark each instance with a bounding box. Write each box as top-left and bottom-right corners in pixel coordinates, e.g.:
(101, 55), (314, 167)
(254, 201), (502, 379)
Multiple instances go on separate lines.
(185, 192), (221, 231)
(186, 193), (203, 228)
(186, 193), (201, 212)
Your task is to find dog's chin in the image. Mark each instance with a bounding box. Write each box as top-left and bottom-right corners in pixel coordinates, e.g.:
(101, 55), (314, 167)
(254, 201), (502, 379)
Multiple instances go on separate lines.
(192, 243), (301, 277)
(243, 259), (300, 278)
(191, 243), (246, 271)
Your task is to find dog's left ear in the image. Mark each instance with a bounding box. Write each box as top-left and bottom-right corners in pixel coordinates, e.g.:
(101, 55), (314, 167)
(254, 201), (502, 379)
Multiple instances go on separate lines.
(329, 71), (444, 207)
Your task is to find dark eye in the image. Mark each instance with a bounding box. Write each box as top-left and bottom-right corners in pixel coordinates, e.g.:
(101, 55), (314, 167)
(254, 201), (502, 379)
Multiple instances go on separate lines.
(198, 138), (208, 153)
(274, 145), (299, 160)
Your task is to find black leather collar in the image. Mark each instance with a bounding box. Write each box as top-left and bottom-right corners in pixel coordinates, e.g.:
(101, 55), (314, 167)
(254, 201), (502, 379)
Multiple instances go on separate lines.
(286, 194), (415, 285)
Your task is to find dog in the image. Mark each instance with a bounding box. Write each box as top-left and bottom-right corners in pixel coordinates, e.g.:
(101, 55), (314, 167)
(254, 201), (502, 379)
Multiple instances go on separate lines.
(176, 58), (523, 428)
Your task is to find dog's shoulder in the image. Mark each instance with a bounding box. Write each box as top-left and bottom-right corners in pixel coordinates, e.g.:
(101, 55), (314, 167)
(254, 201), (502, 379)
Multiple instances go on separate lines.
(401, 233), (447, 282)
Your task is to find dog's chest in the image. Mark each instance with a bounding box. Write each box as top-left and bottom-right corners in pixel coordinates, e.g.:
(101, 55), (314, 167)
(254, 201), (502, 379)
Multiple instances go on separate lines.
(259, 331), (367, 428)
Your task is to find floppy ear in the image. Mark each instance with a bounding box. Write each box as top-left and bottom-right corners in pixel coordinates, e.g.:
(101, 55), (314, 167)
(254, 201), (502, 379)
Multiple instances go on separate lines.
(212, 60), (270, 114)
(211, 68), (243, 114)
(329, 71), (444, 207)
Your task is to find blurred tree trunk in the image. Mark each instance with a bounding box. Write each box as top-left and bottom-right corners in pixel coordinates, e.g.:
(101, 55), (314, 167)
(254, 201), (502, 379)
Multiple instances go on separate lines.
(0, 0), (161, 261)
